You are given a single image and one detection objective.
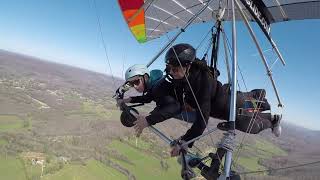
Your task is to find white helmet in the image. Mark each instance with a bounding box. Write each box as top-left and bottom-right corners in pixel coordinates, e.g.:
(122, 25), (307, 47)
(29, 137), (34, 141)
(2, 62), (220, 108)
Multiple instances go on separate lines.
(125, 64), (149, 81)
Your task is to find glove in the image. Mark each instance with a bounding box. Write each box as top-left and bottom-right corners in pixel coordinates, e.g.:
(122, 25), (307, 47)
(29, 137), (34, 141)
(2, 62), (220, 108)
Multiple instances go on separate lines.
(116, 98), (131, 107)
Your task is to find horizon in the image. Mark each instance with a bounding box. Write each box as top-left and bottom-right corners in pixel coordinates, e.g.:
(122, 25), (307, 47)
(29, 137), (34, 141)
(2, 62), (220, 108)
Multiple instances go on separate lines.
(0, 48), (319, 132)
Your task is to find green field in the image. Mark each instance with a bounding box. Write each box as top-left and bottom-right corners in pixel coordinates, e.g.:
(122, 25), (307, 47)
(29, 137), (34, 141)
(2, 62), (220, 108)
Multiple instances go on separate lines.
(64, 93), (82, 101)
(109, 137), (287, 178)
(233, 138), (287, 172)
(0, 115), (23, 132)
(126, 137), (154, 150)
(254, 138), (287, 158)
(0, 156), (126, 180)
(0, 114), (287, 180)
(109, 140), (181, 180)
(42, 159), (126, 180)
(0, 139), (8, 146)
(0, 156), (26, 180)
(0, 138), (287, 180)
(64, 101), (120, 121)
(237, 156), (265, 171)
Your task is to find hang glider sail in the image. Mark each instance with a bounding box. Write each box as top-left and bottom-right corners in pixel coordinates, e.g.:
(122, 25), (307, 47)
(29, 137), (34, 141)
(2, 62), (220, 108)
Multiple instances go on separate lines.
(118, 0), (320, 43)
(114, 0), (320, 179)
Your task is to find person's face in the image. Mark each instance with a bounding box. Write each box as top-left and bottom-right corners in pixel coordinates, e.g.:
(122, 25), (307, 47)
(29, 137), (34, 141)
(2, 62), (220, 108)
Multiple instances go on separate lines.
(167, 64), (187, 80)
(127, 76), (145, 93)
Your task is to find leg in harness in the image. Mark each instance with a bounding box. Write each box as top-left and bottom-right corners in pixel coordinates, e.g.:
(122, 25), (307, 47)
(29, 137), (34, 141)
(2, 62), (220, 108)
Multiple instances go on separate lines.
(211, 84), (282, 137)
(198, 86), (282, 180)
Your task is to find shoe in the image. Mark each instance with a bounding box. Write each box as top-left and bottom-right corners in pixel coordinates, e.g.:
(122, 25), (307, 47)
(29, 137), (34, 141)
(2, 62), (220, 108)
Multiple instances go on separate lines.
(217, 122), (230, 131)
(201, 166), (220, 180)
(177, 153), (202, 168)
(181, 167), (196, 179)
(177, 154), (197, 179)
(272, 114), (282, 137)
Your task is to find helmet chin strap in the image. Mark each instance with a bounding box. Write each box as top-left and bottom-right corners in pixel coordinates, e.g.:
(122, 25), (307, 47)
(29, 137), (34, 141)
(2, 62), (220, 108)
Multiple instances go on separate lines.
(142, 75), (148, 95)
(185, 65), (191, 78)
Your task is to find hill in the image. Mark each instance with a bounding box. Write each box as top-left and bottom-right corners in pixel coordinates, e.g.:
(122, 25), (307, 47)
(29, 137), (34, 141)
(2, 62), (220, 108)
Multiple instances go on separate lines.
(0, 50), (319, 180)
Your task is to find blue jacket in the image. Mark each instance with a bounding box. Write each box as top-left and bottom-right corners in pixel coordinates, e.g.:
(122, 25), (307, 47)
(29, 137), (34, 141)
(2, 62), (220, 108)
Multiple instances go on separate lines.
(130, 69), (181, 126)
(130, 69), (164, 104)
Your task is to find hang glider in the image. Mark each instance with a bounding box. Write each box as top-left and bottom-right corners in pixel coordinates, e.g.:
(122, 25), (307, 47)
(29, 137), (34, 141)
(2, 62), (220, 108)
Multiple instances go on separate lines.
(118, 0), (320, 43)
(114, 0), (320, 179)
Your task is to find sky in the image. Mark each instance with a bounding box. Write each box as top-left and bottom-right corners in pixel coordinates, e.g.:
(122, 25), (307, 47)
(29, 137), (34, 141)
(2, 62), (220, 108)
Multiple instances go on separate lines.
(0, 0), (319, 130)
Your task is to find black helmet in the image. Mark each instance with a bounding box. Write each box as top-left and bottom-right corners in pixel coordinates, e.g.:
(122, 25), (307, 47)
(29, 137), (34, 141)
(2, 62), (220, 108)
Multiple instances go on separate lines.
(165, 43), (196, 66)
(120, 106), (139, 127)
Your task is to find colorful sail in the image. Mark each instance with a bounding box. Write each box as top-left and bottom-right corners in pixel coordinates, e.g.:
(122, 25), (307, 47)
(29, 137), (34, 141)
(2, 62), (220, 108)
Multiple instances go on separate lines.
(118, 0), (320, 43)
(118, 0), (147, 43)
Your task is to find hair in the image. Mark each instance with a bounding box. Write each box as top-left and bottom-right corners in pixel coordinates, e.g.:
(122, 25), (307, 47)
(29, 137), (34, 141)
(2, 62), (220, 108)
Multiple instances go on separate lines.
(192, 58), (211, 72)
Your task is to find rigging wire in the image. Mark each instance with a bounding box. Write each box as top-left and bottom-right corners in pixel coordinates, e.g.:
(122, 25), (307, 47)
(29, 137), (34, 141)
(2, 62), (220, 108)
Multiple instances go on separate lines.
(218, 23), (277, 172)
(222, 29), (248, 92)
(159, 1), (233, 171)
(149, 1), (225, 163)
(231, 2), (285, 162)
(88, 1), (292, 179)
(217, 9), (286, 174)
(202, 36), (214, 64)
(91, 0), (117, 89)
(232, 83), (270, 170)
(269, 47), (281, 70)
(122, 53), (126, 79)
(152, 6), (189, 127)
(115, 0), (287, 177)
(227, 8), (284, 169)
(152, 4), (206, 154)
(196, 26), (215, 51)
(239, 160), (320, 175)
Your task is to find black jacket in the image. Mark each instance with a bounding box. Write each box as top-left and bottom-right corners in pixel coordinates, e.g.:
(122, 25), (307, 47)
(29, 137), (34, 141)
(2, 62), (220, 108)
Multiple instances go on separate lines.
(129, 60), (220, 147)
(177, 60), (219, 147)
(130, 77), (181, 125)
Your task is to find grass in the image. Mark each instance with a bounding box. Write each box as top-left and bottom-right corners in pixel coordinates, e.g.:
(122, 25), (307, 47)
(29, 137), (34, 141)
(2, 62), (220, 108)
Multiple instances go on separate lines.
(109, 140), (181, 180)
(0, 114), (23, 132)
(81, 101), (116, 119)
(65, 110), (121, 121)
(254, 138), (287, 158)
(237, 156), (265, 171)
(65, 101), (121, 121)
(25, 161), (43, 180)
(125, 136), (153, 151)
(42, 159), (126, 180)
(1, 154), (126, 180)
(0, 155), (27, 180)
(232, 138), (287, 174)
(113, 137), (279, 178)
(0, 139), (8, 146)
(64, 93), (81, 101)
(122, 136), (171, 159)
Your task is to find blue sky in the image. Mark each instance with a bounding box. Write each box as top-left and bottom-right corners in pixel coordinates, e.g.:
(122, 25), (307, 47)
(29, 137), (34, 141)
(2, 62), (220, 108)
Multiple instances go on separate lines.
(0, 0), (319, 130)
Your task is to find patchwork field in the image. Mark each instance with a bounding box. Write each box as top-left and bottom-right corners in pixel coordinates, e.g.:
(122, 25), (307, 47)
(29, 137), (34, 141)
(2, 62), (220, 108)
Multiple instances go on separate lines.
(0, 50), (319, 180)
(42, 159), (126, 180)
(109, 140), (181, 180)
(0, 156), (26, 180)
(0, 115), (24, 132)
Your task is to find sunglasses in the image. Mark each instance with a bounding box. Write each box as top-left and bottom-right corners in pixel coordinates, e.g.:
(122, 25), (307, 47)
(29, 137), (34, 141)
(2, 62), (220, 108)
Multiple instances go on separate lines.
(128, 78), (141, 87)
(166, 65), (180, 73)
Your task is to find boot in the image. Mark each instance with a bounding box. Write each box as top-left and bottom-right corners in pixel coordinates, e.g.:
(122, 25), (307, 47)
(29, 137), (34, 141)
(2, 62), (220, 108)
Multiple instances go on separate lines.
(272, 114), (282, 137)
(201, 166), (220, 180)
